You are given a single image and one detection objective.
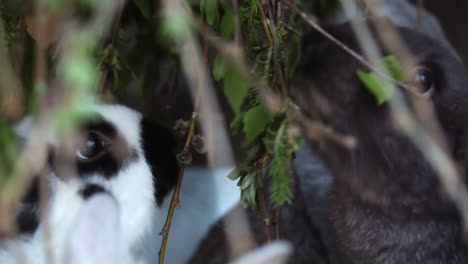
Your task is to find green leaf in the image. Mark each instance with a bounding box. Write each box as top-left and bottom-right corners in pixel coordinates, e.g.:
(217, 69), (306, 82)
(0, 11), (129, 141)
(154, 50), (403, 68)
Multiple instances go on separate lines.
(220, 10), (234, 39)
(227, 167), (241, 180)
(285, 35), (302, 78)
(382, 55), (406, 82)
(270, 158), (293, 207)
(223, 66), (249, 113)
(200, 0), (207, 17)
(357, 70), (395, 105)
(229, 112), (244, 135)
(205, 0), (219, 26)
(213, 55), (226, 81)
(133, 0), (152, 21)
(243, 104), (274, 144)
(162, 8), (191, 40)
(0, 119), (19, 182)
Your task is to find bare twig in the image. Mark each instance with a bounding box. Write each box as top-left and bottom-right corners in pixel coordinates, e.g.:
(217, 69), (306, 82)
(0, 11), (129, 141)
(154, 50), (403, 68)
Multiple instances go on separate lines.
(274, 207), (281, 240)
(279, 0), (411, 92)
(257, 186), (272, 242)
(231, 0), (242, 46)
(158, 0), (254, 262)
(33, 2), (54, 263)
(158, 111), (198, 264)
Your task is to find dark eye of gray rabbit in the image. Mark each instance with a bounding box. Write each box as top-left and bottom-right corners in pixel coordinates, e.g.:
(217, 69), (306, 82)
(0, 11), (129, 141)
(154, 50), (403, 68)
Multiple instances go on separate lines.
(409, 66), (435, 96)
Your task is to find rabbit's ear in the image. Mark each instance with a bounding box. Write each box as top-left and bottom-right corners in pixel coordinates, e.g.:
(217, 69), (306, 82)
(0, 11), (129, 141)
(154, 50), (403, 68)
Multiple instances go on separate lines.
(229, 241), (292, 264)
(66, 194), (126, 264)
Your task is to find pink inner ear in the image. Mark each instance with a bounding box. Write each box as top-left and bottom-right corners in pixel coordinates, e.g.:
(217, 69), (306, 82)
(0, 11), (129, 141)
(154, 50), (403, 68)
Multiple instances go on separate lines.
(66, 194), (125, 264)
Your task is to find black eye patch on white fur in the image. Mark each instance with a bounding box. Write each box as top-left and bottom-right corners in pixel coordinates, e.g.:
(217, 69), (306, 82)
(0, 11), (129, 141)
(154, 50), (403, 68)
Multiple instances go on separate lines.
(54, 116), (138, 179)
(140, 119), (179, 205)
(15, 177), (40, 235)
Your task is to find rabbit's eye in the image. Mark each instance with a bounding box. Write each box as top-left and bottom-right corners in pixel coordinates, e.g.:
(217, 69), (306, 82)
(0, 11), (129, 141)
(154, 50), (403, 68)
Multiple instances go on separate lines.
(76, 131), (110, 162)
(410, 66), (435, 97)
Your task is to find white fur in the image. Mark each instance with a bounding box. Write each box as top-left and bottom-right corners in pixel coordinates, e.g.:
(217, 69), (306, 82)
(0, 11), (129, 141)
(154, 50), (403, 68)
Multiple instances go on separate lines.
(67, 193), (130, 264)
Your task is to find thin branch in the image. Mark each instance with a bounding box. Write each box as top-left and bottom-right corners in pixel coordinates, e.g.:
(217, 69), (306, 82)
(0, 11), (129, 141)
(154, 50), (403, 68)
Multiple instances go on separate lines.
(258, 2), (274, 48)
(257, 186), (272, 242)
(274, 207), (281, 240)
(33, 3), (54, 262)
(158, 111), (198, 264)
(279, 0), (411, 92)
(231, 0), (242, 46)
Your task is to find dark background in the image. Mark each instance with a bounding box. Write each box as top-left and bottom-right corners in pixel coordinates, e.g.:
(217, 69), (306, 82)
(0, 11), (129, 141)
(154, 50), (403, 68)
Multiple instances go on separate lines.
(417, 0), (468, 64)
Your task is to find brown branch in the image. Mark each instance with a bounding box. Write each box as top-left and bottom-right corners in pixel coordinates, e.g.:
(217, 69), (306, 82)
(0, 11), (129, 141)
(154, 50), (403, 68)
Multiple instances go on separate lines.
(279, 0), (411, 92)
(259, 1), (288, 98)
(158, 111), (198, 264)
(257, 186), (272, 242)
(33, 3), (53, 263)
(274, 207), (281, 240)
(258, 2), (274, 49)
(231, 0), (242, 46)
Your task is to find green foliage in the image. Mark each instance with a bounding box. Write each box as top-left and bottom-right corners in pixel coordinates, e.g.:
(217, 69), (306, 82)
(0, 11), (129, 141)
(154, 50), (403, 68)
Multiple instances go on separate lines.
(243, 104), (274, 144)
(205, 0), (315, 209)
(202, 0), (219, 26)
(357, 70), (394, 105)
(264, 118), (302, 207)
(212, 55), (226, 81)
(220, 10), (234, 39)
(222, 66), (249, 114)
(357, 55), (405, 105)
(382, 55), (406, 82)
(162, 6), (192, 41)
(0, 119), (19, 182)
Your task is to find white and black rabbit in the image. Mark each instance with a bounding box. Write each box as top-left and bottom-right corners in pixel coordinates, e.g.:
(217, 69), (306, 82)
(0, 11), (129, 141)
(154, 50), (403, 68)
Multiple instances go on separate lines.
(2, 104), (252, 264)
(292, 21), (468, 263)
(0, 104), (180, 263)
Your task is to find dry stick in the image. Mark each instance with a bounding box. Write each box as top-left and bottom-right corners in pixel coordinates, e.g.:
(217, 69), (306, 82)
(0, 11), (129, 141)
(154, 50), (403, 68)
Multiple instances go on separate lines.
(33, 3), (54, 263)
(161, 0), (256, 261)
(257, 186), (273, 242)
(279, 0), (411, 92)
(158, 110), (198, 264)
(158, 26), (208, 264)
(231, 0), (242, 46)
(258, 3), (274, 48)
(274, 207), (281, 240)
(265, 1), (289, 98)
